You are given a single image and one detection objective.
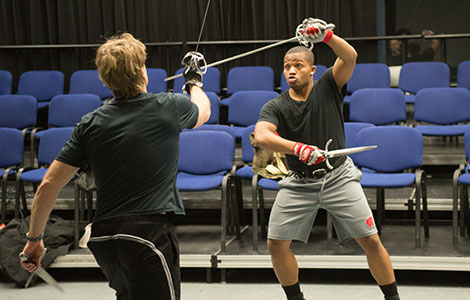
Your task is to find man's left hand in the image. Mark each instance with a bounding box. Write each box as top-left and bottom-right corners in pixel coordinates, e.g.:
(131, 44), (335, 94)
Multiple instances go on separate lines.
(303, 18), (333, 44)
(20, 240), (45, 273)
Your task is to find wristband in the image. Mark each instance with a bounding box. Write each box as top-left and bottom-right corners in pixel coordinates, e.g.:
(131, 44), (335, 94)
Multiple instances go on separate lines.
(292, 142), (305, 157)
(323, 30), (333, 43)
(26, 232), (44, 242)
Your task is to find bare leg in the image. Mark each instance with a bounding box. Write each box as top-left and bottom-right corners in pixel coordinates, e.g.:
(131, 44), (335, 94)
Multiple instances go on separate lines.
(355, 233), (396, 285)
(268, 239), (299, 286)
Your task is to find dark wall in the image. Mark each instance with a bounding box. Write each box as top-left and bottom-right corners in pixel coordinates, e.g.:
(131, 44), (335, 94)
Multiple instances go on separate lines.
(0, 0), (377, 91)
(392, 0), (470, 68)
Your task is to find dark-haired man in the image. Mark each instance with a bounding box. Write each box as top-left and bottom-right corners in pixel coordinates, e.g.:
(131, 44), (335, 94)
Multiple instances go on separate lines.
(255, 19), (400, 300)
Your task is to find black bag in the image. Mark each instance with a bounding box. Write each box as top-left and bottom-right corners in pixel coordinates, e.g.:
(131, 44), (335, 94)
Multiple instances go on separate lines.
(0, 215), (74, 287)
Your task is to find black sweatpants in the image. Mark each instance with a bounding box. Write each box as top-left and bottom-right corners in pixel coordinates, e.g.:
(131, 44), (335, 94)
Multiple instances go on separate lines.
(87, 214), (180, 300)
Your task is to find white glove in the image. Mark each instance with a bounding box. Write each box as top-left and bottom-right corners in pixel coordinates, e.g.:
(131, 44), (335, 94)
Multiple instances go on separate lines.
(302, 18), (334, 44)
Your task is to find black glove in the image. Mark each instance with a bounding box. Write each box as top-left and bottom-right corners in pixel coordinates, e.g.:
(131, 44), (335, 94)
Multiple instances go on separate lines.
(182, 65), (203, 94)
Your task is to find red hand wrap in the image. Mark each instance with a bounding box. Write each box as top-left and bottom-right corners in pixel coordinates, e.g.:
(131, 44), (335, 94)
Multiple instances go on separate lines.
(323, 30), (333, 43)
(293, 142), (314, 163)
(292, 142), (305, 157)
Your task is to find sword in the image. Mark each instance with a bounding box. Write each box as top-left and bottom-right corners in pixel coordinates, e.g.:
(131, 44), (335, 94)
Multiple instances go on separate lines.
(322, 139), (377, 169)
(19, 250), (64, 292)
(164, 19), (335, 82)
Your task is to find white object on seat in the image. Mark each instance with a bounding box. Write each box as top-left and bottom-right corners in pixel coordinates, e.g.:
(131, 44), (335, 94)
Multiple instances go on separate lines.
(389, 66), (402, 88)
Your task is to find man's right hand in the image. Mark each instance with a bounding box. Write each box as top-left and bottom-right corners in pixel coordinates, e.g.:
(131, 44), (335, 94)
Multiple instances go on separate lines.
(182, 65), (203, 94)
(181, 51), (205, 94)
(292, 142), (325, 165)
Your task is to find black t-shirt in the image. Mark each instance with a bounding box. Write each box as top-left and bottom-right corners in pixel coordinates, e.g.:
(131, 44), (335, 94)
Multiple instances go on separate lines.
(258, 68), (346, 173)
(56, 92), (198, 222)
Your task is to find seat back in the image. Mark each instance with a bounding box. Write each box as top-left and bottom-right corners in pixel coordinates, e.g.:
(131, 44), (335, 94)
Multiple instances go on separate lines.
(398, 62), (450, 94)
(173, 67), (221, 94)
(146, 68), (168, 93)
(37, 127), (73, 166)
(354, 126), (423, 172)
(457, 61), (470, 90)
(349, 88), (406, 125)
(17, 71), (64, 102)
(344, 122), (375, 148)
(347, 63), (390, 94)
(228, 91), (278, 126)
(226, 66), (274, 95)
(414, 88), (470, 125)
(0, 70), (12, 95)
(0, 95), (37, 129)
(178, 131), (234, 174)
(205, 92), (220, 124)
(69, 70), (113, 99)
(0, 128), (24, 168)
(280, 65), (327, 92)
(465, 128), (470, 161)
(48, 94), (102, 127)
(187, 91), (220, 124)
(241, 125), (256, 163)
(344, 122), (375, 163)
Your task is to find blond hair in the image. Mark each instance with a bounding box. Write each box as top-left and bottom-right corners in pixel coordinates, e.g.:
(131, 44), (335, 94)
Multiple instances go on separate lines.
(95, 33), (147, 99)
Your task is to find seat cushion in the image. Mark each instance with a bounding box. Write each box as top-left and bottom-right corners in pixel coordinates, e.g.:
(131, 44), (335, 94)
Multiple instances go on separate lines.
(360, 172), (416, 188)
(258, 178), (278, 190)
(176, 171), (226, 191)
(0, 169), (16, 177)
(404, 94), (415, 104)
(20, 168), (48, 183)
(230, 126), (246, 138)
(416, 125), (469, 136)
(236, 166), (253, 179)
(220, 97), (231, 106)
(37, 101), (50, 109)
(459, 173), (470, 185)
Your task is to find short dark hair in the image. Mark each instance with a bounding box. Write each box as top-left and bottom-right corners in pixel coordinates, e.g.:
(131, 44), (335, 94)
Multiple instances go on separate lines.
(284, 46), (314, 66)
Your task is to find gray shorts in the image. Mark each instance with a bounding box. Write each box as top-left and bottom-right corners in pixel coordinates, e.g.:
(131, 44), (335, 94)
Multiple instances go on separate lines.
(268, 157), (377, 243)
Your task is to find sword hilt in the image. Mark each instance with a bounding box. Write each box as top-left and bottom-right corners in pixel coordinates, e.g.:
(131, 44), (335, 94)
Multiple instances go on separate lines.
(19, 252), (34, 264)
(19, 248), (47, 265)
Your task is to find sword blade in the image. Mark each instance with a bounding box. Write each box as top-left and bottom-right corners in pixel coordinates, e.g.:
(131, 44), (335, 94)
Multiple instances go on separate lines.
(164, 37), (298, 82)
(25, 272), (35, 288)
(35, 267), (64, 292)
(326, 145), (377, 158)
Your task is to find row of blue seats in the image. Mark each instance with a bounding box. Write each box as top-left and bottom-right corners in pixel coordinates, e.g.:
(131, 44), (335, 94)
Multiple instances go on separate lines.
(348, 87), (470, 137)
(1, 85), (470, 152)
(2, 61), (470, 109)
(4, 122), (469, 250)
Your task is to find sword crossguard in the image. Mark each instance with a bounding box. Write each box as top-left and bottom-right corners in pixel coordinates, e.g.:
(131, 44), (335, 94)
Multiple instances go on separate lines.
(322, 139), (334, 170)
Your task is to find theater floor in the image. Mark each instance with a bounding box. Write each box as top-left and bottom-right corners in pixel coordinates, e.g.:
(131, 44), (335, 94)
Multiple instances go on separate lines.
(1, 135), (469, 298)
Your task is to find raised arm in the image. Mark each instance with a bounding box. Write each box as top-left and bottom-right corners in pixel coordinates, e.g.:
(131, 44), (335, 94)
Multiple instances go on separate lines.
(182, 52), (211, 128)
(302, 18), (357, 90)
(189, 85), (211, 128)
(328, 34), (358, 90)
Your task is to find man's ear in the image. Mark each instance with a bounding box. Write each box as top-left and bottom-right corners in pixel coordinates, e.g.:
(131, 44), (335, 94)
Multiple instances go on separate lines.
(310, 65), (317, 75)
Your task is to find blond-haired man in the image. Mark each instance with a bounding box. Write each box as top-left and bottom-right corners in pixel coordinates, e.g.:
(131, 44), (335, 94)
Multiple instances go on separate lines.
(20, 33), (210, 300)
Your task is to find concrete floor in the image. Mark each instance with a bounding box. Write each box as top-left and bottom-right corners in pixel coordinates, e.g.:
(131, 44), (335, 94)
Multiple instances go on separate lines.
(1, 279), (470, 299)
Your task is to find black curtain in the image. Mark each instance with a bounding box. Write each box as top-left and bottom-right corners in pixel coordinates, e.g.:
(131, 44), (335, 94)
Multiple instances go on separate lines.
(0, 0), (377, 92)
